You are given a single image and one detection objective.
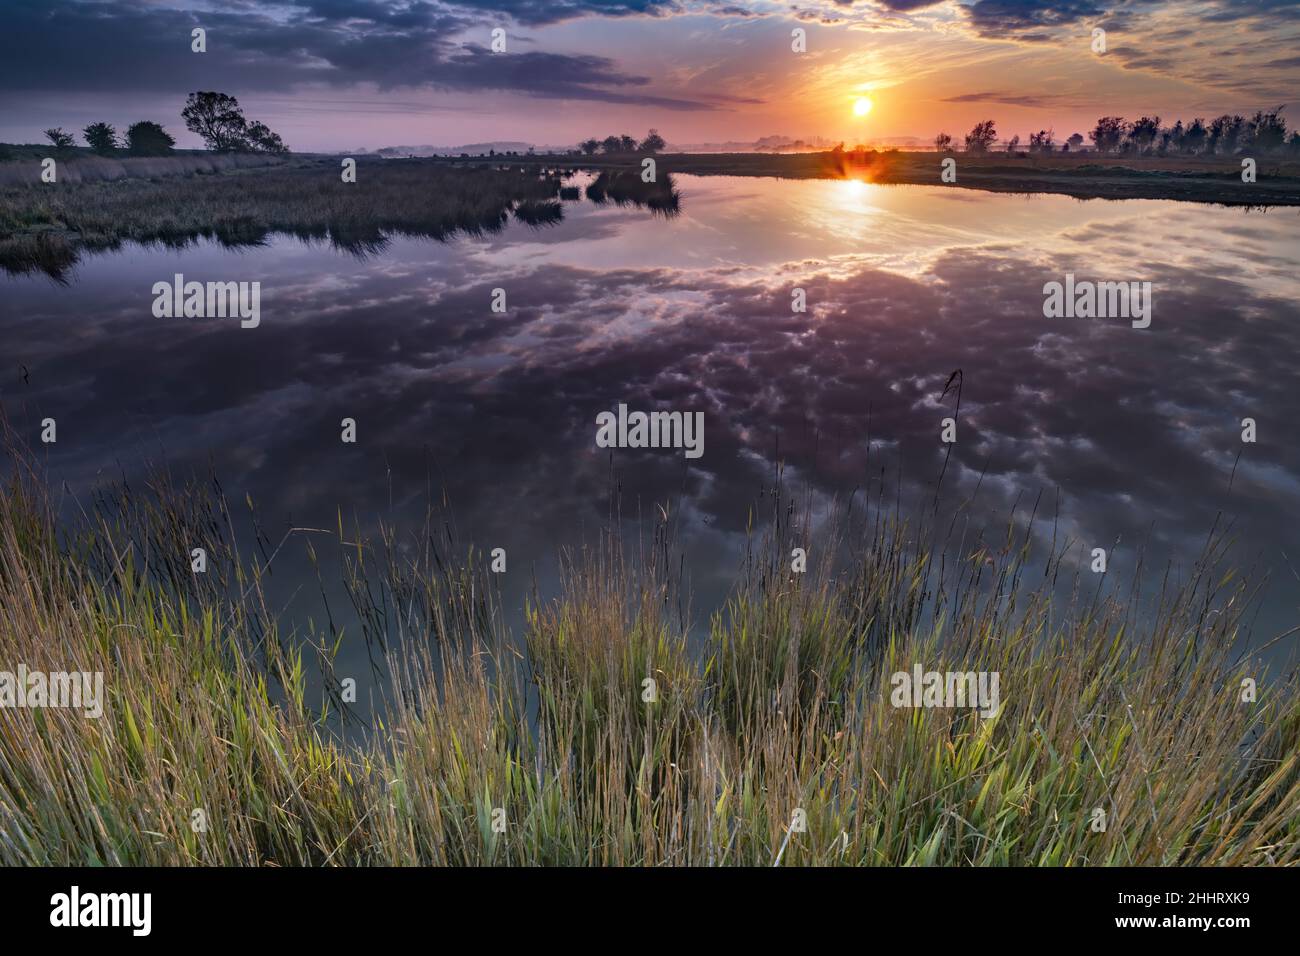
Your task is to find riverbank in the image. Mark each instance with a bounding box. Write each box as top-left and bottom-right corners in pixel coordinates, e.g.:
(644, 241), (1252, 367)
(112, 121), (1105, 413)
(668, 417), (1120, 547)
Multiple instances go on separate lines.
(4, 149), (1297, 280)
(444, 149), (1300, 206)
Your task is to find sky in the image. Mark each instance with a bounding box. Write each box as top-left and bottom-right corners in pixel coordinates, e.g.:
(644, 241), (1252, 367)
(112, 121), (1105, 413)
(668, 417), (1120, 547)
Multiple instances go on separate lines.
(0, 0), (1296, 151)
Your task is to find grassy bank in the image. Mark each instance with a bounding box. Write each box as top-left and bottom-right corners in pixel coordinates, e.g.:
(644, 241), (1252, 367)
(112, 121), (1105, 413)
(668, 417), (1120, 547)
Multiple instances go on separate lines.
(0, 159), (570, 279)
(0, 152), (292, 187)
(447, 149), (1300, 206)
(1, 443), (1296, 867)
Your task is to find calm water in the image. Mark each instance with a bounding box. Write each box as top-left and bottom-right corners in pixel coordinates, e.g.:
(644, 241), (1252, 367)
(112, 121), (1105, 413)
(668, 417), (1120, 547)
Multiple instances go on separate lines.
(3, 174), (1298, 683)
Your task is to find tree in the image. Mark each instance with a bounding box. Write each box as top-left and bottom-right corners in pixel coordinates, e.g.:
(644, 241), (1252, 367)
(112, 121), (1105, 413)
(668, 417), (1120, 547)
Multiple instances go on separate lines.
(1067, 132), (1084, 150)
(83, 122), (118, 155)
(579, 138), (600, 156)
(1182, 117), (1207, 154)
(1168, 120), (1185, 153)
(964, 119), (996, 153)
(1029, 129), (1054, 153)
(1249, 108), (1288, 152)
(126, 121), (176, 156)
(44, 127), (76, 151)
(619, 134), (637, 152)
(182, 91), (249, 151)
(934, 132), (953, 152)
(600, 135), (622, 154)
(1089, 116), (1125, 153)
(1127, 116), (1160, 154)
(1209, 114), (1246, 154)
(245, 121), (288, 154)
(639, 129), (666, 153)
(1006, 134), (1020, 153)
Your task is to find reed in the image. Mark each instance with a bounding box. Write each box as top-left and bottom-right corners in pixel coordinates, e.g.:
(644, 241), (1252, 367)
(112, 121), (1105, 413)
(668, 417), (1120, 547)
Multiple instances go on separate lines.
(0, 437), (1295, 866)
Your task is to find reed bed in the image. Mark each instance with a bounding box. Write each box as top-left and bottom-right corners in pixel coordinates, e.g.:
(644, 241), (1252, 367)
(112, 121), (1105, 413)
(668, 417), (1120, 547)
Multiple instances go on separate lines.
(0, 160), (565, 280)
(0, 440), (1296, 866)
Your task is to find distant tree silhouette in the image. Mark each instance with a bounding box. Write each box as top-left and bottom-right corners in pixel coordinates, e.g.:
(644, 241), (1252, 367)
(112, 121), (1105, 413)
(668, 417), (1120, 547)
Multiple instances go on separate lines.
(1089, 116), (1125, 153)
(964, 120), (996, 152)
(1006, 134), (1020, 153)
(126, 121), (175, 156)
(639, 129), (666, 153)
(43, 127), (75, 152)
(1207, 114), (1245, 154)
(1182, 117), (1208, 154)
(182, 92), (288, 153)
(1248, 108), (1288, 152)
(933, 131), (953, 152)
(600, 135), (622, 154)
(1028, 129), (1054, 153)
(579, 138), (600, 156)
(245, 121), (288, 154)
(1127, 116), (1160, 154)
(183, 92), (248, 151)
(83, 122), (118, 155)
(618, 134), (637, 151)
(1066, 132), (1084, 150)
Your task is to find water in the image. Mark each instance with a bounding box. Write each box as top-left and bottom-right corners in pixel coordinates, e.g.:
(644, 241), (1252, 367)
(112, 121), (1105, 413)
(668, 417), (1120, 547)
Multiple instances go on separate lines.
(3, 174), (1298, 687)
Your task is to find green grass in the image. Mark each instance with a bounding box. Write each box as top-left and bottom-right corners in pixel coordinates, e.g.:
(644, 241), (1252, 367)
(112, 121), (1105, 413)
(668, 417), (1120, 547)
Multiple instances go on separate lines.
(0, 440), (1296, 866)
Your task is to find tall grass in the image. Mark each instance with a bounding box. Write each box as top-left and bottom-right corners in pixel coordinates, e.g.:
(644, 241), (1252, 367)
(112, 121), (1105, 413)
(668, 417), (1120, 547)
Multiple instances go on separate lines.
(0, 440), (1295, 866)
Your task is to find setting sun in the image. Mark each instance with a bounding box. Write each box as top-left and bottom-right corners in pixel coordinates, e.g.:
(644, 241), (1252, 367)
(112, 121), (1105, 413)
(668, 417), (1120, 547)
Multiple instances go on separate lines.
(852, 97), (873, 117)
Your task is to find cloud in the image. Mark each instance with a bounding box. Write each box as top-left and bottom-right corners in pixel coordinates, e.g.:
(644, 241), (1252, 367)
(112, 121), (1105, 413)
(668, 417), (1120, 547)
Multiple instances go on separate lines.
(962, 0), (1108, 39)
(941, 91), (1066, 107)
(441, 0), (686, 27)
(0, 0), (717, 108)
(872, 0), (949, 10)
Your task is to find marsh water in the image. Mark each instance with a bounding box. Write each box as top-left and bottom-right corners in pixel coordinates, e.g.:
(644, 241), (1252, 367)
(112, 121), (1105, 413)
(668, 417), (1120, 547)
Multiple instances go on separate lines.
(3, 174), (1298, 689)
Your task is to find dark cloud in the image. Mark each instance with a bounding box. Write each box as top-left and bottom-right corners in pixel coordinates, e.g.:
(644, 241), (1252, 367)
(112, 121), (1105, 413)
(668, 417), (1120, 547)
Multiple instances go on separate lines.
(0, 0), (714, 108)
(941, 91), (1064, 107)
(873, 0), (949, 11)
(440, 0), (684, 27)
(959, 0), (1300, 41)
(962, 0), (1108, 39)
(1201, 0), (1300, 23)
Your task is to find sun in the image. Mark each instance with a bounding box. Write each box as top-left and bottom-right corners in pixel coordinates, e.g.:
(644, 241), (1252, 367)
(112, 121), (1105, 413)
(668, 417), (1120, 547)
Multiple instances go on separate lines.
(852, 97), (873, 117)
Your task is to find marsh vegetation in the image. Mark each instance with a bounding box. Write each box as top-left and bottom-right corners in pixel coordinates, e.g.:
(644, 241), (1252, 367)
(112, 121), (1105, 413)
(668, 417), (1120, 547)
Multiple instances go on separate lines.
(1, 436), (1295, 867)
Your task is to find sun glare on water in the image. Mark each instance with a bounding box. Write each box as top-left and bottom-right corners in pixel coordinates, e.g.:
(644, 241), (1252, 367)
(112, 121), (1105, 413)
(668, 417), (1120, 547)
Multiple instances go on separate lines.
(853, 97), (873, 117)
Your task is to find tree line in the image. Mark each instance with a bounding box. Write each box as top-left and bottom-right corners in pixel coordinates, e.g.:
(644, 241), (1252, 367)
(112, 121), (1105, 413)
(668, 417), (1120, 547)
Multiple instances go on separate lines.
(577, 130), (667, 156)
(40, 92), (289, 157)
(934, 109), (1298, 155)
